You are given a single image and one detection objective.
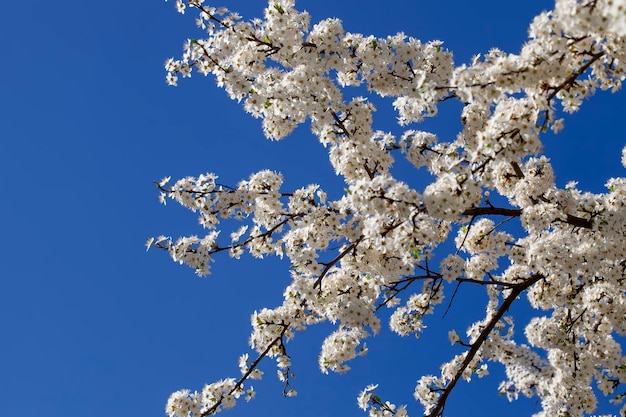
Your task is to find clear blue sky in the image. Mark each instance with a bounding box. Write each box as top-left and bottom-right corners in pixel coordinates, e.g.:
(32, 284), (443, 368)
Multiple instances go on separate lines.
(1, 1), (625, 417)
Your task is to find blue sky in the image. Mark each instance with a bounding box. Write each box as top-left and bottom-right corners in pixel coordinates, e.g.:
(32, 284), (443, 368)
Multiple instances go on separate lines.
(1, 1), (625, 417)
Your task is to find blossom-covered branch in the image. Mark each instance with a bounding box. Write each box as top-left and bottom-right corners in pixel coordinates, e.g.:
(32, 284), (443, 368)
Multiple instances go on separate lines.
(155, 0), (626, 416)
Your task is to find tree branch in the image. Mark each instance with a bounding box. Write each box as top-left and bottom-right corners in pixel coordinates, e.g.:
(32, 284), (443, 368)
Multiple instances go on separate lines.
(314, 237), (364, 290)
(426, 273), (543, 417)
(200, 323), (289, 417)
(462, 206), (592, 229)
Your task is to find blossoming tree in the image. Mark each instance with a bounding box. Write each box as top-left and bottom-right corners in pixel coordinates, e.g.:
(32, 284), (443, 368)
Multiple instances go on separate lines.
(150, 0), (626, 416)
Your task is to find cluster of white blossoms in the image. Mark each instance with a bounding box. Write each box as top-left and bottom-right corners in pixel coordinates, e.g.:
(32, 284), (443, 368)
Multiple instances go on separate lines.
(164, 378), (255, 417)
(154, 0), (626, 416)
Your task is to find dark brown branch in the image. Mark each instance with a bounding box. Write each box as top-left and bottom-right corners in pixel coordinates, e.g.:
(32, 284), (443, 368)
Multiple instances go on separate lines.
(376, 272), (442, 311)
(463, 207), (522, 217)
(426, 273), (543, 417)
(314, 237), (364, 290)
(545, 51), (605, 102)
(563, 214), (593, 229)
(201, 323), (289, 417)
(462, 206), (593, 229)
(330, 110), (351, 138)
(455, 277), (521, 288)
